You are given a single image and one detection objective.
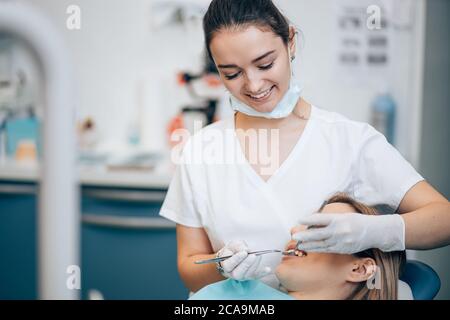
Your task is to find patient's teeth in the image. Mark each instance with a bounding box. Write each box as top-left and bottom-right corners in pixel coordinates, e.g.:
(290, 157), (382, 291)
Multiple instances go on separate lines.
(294, 250), (307, 257)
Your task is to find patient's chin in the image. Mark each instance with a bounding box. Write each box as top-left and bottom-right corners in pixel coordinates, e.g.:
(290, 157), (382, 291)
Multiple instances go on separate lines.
(275, 263), (301, 290)
(274, 264), (287, 282)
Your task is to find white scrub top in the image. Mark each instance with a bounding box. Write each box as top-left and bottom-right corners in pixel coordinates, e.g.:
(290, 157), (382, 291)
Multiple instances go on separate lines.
(159, 105), (424, 288)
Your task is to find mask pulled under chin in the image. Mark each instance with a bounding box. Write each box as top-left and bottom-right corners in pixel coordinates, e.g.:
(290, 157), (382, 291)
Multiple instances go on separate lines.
(229, 76), (303, 119)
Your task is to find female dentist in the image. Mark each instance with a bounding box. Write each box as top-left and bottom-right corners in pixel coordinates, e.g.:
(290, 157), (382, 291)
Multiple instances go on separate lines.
(160, 0), (450, 293)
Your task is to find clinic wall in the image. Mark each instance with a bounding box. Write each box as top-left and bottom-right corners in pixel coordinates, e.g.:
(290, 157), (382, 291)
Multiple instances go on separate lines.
(277, 0), (423, 165)
(29, 0), (423, 163)
(27, 0), (207, 153)
(415, 0), (450, 300)
(419, 0), (450, 200)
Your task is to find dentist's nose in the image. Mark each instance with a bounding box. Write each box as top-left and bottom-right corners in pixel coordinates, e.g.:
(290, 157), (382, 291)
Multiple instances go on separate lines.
(244, 73), (264, 94)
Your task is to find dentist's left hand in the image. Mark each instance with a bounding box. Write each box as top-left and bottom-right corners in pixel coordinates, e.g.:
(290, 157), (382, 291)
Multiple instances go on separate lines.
(216, 240), (272, 281)
(292, 213), (405, 254)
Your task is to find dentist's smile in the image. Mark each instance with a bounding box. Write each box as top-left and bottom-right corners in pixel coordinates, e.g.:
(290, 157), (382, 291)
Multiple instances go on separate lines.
(245, 85), (275, 102)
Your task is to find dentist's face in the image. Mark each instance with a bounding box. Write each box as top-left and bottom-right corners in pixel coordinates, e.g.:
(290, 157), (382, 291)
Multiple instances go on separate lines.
(209, 25), (292, 113)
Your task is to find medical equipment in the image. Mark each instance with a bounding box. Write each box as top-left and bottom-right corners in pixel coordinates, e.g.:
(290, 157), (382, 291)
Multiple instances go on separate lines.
(168, 52), (222, 143)
(5, 114), (40, 159)
(371, 91), (397, 145)
(229, 77), (303, 119)
(194, 249), (299, 264)
(0, 1), (79, 299)
(401, 260), (441, 300)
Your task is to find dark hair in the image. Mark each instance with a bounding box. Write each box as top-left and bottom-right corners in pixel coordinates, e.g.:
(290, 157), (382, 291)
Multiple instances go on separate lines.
(203, 0), (291, 60)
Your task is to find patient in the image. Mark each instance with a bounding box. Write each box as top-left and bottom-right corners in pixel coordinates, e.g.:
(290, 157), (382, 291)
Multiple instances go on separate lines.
(190, 193), (406, 300)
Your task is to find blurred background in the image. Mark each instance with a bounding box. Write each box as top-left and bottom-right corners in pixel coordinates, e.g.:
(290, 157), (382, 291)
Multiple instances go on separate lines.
(0, 0), (448, 299)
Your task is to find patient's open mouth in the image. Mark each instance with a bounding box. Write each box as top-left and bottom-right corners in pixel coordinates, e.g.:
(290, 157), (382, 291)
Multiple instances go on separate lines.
(286, 242), (308, 257)
(294, 250), (307, 257)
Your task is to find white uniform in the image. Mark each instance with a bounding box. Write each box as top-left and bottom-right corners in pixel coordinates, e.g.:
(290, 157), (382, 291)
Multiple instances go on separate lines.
(160, 105), (424, 289)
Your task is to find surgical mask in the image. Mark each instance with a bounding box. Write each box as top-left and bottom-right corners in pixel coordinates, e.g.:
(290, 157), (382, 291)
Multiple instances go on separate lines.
(229, 50), (302, 119)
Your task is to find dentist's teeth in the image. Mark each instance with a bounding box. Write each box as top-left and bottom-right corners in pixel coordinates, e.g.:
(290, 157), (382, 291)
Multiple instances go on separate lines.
(249, 87), (272, 99)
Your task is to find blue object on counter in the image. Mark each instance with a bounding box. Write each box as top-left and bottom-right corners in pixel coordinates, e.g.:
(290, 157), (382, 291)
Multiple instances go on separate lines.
(5, 116), (41, 157)
(371, 93), (396, 145)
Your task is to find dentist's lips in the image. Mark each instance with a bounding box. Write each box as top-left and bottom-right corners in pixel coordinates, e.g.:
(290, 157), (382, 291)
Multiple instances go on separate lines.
(245, 85), (275, 103)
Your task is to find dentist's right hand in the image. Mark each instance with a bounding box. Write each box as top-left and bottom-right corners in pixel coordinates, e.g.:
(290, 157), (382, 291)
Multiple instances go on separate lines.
(216, 240), (272, 281)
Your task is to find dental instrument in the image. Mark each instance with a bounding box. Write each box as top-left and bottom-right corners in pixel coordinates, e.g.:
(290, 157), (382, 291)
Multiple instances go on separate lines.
(194, 249), (303, 265)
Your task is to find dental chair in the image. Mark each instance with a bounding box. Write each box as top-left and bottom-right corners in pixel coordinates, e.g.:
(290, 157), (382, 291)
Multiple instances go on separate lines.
(400, 260), (441, 300)
(374, 206), (441, 300)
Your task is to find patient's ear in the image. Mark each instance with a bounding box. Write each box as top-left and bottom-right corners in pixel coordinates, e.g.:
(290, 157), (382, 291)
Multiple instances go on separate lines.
(346, 258), (377, 283)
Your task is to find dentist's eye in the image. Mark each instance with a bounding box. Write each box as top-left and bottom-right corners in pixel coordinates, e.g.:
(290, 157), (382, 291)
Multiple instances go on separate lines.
(258, 61), (274, 70)
(224, 71), (241, 80)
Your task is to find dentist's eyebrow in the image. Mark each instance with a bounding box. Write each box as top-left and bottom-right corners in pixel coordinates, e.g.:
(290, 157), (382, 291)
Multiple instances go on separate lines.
(217, 50), (276, 69)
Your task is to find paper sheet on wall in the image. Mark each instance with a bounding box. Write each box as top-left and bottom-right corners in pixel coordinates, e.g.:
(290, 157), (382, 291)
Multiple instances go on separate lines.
(333, 0), (394, 86)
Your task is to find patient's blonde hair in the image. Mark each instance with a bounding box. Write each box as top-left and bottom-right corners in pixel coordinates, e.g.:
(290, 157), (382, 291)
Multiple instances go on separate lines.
(318, 193), (406, 300)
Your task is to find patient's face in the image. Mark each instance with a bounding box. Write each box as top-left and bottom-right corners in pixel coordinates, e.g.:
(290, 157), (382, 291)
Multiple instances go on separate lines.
(275, 227), (356, 293)
(275, 203), (369, 294)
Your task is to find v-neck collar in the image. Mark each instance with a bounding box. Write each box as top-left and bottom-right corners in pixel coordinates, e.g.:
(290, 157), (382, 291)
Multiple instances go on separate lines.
(232, 105), (316, 187)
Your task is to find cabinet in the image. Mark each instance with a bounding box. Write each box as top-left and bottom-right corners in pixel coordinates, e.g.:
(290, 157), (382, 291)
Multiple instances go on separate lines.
(0, 181), (37, 299)
(0, 180), (189, 299)
(80, 186), (188, 299)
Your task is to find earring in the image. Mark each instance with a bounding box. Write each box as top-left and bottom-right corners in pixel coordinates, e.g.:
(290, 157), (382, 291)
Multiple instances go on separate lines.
(291, 56), (296, 62)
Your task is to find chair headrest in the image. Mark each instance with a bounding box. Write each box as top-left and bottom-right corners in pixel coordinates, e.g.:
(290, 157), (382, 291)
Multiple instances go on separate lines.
(400, 260), (441, 300)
